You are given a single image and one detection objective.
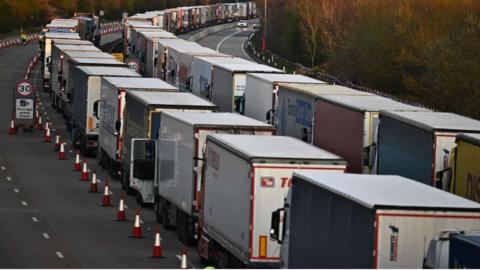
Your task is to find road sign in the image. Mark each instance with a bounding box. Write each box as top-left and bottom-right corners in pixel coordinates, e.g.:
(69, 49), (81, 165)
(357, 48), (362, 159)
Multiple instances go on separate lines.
(17, 81), (33, 97)
(15, 99), (34, 119)
(128, 60), (139, 72)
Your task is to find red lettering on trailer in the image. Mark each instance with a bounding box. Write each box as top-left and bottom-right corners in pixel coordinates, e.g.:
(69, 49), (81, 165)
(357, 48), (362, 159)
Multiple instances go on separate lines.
(466, 173), (480, 202)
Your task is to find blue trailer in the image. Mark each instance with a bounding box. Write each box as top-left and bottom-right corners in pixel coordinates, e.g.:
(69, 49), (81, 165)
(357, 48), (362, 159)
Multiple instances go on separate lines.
(449, 234), (480, 268)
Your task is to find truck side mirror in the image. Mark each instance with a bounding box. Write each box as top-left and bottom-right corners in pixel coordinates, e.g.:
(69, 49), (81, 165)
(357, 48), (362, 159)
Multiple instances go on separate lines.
(93, 100), (99, 119)
(270, 208), (285, 244)
(115, 120), (121, 136)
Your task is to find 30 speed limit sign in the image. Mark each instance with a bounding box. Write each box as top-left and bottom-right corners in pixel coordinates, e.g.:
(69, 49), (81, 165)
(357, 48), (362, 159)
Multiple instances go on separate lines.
(128, 61), (139, 72)
(17, 81), (33, 96)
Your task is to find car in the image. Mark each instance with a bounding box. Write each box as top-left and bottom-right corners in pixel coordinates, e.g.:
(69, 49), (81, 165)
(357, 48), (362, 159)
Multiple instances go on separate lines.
(253, 23), (260, 30)
(237, 21), (248, 28)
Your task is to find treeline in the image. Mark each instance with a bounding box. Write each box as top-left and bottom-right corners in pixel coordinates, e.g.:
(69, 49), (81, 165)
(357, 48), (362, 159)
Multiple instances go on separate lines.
(0, 0), (243, 33)
(259, 0), (480, 119)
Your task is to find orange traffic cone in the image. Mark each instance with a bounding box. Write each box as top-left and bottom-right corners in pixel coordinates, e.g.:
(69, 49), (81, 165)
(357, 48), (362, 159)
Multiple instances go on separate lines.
(180, 248), (188, 269)
(36, 116), (42, 130)
(89, 170), (98, 193)
(73, 151), (81, 171)
(101, 181), (111, 207)
(130, 209), (144, 238)
(80, 161), (89, 181)
(8, 120), (16, 135)
(115, 194), (127, 221)
(54, 134), (60, 151)
(151, 226), (164, 258)
(43, 127), (51, 142)
(58, 142), (67, 160)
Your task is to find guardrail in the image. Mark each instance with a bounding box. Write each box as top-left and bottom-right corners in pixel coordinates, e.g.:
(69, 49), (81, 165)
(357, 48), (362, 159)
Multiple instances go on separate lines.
(0, 34), (40, 50)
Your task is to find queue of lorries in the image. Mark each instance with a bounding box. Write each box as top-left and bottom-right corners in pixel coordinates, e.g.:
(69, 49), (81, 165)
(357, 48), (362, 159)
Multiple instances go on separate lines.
(37, 2), (480, 268)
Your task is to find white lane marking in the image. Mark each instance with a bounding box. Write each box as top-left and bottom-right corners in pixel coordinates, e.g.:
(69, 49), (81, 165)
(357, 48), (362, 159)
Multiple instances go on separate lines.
(109, 191), (114, 195)
(96, 179), (102, 183)
(43, 112), (47, 115)
(1, 166), (5, 171)
(140, 219), (144, 224)
(6, 176), (12, 181)
(56, 251), (64, 259)
(241, 35), (254, 61)
(123, 204), (128, 209)
(216, 29), (243, 52)
(42, 233), (50, 239)
(87, 169), (91, 172)
(21, 201), (28, 206)
(176, 255), (182, 260)
(13, 188), (19, 193)
(32, 217), (39, 222)
(68, 150), (73, 153)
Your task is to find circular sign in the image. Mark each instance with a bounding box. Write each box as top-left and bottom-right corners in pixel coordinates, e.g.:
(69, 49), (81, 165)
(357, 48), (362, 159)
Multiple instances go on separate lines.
(17, 81), (33, 96)
(128, 61), (139, 72)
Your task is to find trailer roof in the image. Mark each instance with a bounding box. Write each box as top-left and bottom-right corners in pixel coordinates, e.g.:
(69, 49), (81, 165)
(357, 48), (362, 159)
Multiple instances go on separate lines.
(76, 66), (140, 77)
(127, 21), (156, 28)
(279, 83), (373, 97)
(317, 94), (429, 113)
(170, 43), (221, 55)
(127, 92), (216, 108)
(381, 111), (480, 132)
(453, 234), (480, 246)
(64, 51), (114, 59)
(44, 33), (80, 39)
(55, 44), (100, 52)
(141, 31), (177, 39)
(293, 172), (480, 210)
(248, 73), (324, 84)
(158, 39), (193, 47)
(457, 133), (480, 146)
(163, 112), (273, 128)
(71, 58), (124, 65)
(208, 134), (345, 161)
(103, 77), (178, 90)
(195, 56), (283, 73)
(52, 39), (93, 46)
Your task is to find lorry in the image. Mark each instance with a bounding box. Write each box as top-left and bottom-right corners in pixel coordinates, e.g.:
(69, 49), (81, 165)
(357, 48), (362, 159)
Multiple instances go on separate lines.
(166, 44), (224, 91)
(270, 171), (480, 268)
(155, 112), (275, 246)
(142, 32), (178, 78)
(41, 32), (81, 92)
(191, 56), (282, 113)
(123, 21), (159, 57)
(244, 73), (324, 124)
(71, 66), (140, 156)
(299, 94), (430, 173)
(377, 111), (480, 189)
(46, 19), (79, 33)
(154, 39), (195, 81)
(73, 13), (100, 43)
(198, 134), (347, 268)
(50, 43), (100, 109)
(99, 77), (178, 179)
(446, 133), (480, 203)
(125, 98), (217, 205)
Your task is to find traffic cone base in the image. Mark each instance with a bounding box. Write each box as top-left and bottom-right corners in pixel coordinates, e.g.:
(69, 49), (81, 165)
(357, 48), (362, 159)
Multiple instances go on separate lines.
(129, 210), (144, 238)
(80, 161), (89, 181)
(150, 229), (165, 259)
(89, 183), (98, 193)
(115, 196), (127, 221)
(100, 184), (112, 207)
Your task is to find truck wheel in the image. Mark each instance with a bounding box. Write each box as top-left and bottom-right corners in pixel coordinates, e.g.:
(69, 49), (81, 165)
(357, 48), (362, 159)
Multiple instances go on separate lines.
(136, 191), (145, 207)
(162, 201), (173, 230)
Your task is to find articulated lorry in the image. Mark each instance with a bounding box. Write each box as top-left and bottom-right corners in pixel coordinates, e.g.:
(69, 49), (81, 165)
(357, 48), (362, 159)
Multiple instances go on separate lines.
(71, 66), (140, 156)
(155, 112), (275, 246)
(123, 93), (216, 203)
(244, 73), (323, 124)
(198, 135), (346, 268)
(271, 172), (480, 268)
(99, 77), (178, 179)
(191, 56), (282, 113)
(41, 33), (80, 92)
(377, 111), (480, 189)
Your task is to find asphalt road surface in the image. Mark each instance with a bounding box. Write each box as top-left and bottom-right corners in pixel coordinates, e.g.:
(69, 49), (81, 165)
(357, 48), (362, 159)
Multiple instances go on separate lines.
(0, 34), (201, 268)
(181, 19), (258, 61)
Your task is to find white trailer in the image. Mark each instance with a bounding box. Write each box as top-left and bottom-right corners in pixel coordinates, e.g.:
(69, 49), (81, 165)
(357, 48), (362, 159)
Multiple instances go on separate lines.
(46, 19), (79, 33)
(123, 21), (157, 57)
(155, 39), (193, 81)
(126, 99), (216, 206)
(140, 31), (177, 77)
(274, 172), (480, 268)
(41, 32), (80, 91)
(198, 135), (347, 267)
(191, 56), (237, 99)
(191, 56), (283, 113)
(244, 73), (324, 124)
(156, 112), (275, 245)
(166, 44), (224, 91)
(129, 27), (165, 65)
(71, 66), (140, 156)
(99, 77), (178, 179)
(50, 43), (100, 109)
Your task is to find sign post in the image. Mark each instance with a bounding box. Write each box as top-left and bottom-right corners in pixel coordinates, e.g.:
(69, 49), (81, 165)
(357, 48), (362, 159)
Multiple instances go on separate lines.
(14, 80), (35, 132)
(127, 60), (139, 73)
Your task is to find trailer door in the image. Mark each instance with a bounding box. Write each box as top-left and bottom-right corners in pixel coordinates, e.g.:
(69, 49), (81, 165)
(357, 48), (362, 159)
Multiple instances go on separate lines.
(130, 139), (157, 203)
